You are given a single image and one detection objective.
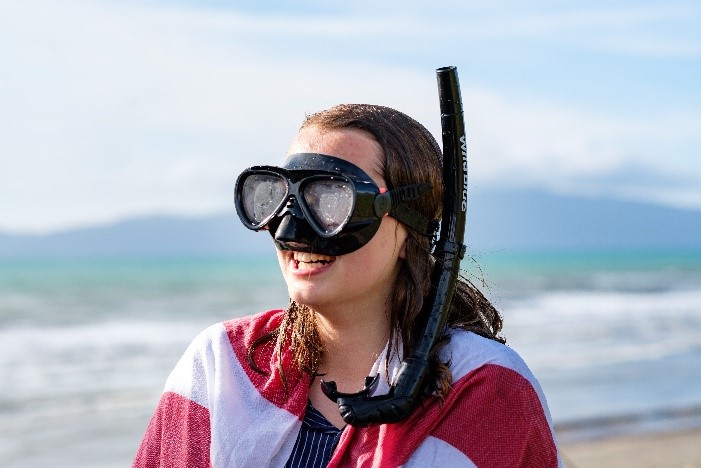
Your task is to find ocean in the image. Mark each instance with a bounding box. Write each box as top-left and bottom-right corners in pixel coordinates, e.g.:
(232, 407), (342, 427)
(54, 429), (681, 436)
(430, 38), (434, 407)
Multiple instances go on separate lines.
(1, 250), (700, 466)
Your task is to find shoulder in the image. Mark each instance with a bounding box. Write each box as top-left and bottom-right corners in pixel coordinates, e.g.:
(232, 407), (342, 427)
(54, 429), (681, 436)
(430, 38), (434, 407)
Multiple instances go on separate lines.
(441, 328), (539, 392)
(427, 330), (561, 466)
(182, 309), (284, 353)
(164, 309), (285, 402)
(221, 308), (285, 346)
(440, 329), (555, 438)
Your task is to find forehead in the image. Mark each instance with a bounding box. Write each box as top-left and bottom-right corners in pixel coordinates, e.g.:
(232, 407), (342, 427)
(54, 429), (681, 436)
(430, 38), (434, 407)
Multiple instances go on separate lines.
(286, 126), (385, 185)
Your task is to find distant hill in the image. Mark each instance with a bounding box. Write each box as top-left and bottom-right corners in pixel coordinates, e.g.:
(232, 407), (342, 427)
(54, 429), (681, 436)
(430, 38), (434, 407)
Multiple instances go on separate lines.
(0, 214), (273, 258)
(468, 190), (701, 251)
(1, 189), (700, 258)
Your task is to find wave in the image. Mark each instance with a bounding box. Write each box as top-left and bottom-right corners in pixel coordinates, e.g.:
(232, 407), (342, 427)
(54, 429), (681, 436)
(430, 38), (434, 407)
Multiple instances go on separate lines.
(503, 289), (701, 370)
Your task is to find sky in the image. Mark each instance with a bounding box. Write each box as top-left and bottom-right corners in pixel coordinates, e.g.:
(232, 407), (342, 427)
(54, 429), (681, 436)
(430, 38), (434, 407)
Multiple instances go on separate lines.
(1, 0), (699, 234)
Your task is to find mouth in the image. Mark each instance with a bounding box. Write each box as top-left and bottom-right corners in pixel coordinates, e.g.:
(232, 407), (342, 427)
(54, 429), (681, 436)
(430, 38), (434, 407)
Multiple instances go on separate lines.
(292, 251), (336, 270)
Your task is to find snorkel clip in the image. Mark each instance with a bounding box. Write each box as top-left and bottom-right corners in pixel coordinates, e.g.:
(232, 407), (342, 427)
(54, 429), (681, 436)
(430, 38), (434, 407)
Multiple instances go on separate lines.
(433, 238), (466, 259)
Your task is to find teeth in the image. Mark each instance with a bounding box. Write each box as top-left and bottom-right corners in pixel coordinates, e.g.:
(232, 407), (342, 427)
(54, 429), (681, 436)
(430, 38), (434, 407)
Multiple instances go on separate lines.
(293, 252), (335, 263)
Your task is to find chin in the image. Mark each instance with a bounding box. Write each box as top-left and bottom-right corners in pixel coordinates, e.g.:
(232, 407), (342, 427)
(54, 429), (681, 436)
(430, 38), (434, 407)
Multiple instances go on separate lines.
(287, 290), (319, 309)
(291, 292), (340, 314)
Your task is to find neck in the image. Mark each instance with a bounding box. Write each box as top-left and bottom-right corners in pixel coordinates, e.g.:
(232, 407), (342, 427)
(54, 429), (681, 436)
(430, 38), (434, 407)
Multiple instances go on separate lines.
(302, 292), (394, 429)
(312, 301), (391, 392)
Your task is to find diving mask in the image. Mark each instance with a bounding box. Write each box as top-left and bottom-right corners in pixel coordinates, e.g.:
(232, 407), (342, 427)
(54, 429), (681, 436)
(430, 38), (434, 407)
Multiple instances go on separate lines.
(235, 153), (436, 256)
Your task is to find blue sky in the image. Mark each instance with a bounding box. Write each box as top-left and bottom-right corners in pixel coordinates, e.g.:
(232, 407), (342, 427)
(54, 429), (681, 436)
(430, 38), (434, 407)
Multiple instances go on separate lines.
(1, 0), (699, 233)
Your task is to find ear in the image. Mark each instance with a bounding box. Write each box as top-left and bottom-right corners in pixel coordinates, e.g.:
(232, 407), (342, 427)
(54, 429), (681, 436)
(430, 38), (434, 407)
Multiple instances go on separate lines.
(397, 227), (408, 260)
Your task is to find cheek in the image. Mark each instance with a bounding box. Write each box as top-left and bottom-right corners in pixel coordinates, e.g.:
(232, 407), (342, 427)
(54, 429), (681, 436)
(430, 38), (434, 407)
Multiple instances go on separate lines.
(276, 249), (292, 279)
(276, 249), (285, 268)
(360, 220), (407, 268)
(374, 219), (408, 255)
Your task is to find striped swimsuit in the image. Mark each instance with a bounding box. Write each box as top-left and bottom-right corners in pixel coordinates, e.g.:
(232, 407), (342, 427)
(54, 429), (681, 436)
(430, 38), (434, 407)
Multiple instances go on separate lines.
(286, 401), (343, 467)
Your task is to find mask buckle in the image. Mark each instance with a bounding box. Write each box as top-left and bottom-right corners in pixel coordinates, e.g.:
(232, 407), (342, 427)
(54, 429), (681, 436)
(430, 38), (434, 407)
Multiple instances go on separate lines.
(373, 183), (437, 237)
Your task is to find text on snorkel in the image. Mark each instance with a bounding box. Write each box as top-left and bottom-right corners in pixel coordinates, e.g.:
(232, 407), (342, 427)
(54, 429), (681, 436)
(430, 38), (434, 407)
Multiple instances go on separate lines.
(460, 135), (468, 212)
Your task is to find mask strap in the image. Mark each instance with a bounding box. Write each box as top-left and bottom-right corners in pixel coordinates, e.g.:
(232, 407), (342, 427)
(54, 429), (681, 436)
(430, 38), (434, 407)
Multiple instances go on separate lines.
(374, 183), (438, 237)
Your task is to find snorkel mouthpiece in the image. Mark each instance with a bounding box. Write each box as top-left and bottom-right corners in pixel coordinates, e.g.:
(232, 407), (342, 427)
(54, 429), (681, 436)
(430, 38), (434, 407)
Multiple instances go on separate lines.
(321, 66), (468, 426)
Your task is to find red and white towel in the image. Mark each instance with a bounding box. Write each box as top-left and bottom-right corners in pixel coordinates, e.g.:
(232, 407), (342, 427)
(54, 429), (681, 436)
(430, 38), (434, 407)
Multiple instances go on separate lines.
(134, 309), (561, 467)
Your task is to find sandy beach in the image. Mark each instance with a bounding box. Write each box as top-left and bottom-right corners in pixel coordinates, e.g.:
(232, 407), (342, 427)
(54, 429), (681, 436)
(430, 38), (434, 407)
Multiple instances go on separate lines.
(560, 428), (701, 468)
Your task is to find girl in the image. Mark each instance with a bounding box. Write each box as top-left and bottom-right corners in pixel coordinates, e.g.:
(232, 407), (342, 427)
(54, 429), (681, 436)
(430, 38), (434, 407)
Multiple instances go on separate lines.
(134, 104), (561, 467)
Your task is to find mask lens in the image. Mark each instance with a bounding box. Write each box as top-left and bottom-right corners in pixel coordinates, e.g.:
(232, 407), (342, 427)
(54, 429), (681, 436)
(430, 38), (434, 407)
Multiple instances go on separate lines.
(304, 179), (354, 234)
(242, 173), (287, 225)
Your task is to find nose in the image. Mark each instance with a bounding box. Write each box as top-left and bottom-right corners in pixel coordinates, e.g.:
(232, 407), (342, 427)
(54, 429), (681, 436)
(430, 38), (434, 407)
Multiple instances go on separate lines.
(272, 196), (317, 244)
(278, 196), (305, 220)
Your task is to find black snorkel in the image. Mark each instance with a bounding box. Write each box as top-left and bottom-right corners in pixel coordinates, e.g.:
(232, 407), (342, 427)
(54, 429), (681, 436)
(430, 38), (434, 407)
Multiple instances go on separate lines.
(320, 66), (467, 425)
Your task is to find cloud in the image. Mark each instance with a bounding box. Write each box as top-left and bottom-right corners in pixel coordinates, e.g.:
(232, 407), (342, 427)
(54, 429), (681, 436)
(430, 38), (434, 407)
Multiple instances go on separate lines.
(187, 1), (701, 58)
(0, 0), (439, 232)
(0, 0), (699, 233)
(465, 88), (701, 195)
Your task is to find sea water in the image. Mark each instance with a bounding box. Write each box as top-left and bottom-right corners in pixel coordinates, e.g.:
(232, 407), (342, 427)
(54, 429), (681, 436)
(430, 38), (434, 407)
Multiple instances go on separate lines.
(473, 250), (701, 442)
(1, 250), (700, 466)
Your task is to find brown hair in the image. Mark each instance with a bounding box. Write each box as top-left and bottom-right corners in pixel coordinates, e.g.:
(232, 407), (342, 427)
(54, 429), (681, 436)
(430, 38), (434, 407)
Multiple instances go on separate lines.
(249, 104), (504, 397)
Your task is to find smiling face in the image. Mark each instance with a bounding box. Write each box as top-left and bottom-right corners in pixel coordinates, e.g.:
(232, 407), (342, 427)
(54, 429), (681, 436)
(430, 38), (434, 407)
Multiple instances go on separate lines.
(277, 125), (408, 315)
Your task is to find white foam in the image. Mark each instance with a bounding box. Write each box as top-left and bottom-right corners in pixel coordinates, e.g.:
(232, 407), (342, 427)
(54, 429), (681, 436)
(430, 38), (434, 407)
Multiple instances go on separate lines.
(0, 320), (213, 403)
(502, 288), (701, 370)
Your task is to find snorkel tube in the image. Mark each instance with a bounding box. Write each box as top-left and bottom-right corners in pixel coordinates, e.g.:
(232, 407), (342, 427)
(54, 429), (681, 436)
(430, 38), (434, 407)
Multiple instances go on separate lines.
(320, 66), (467, 425)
